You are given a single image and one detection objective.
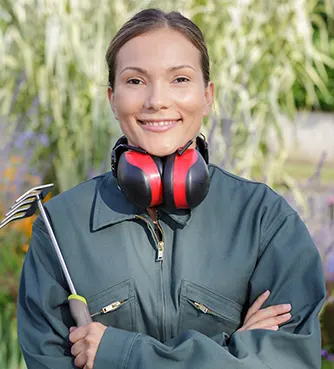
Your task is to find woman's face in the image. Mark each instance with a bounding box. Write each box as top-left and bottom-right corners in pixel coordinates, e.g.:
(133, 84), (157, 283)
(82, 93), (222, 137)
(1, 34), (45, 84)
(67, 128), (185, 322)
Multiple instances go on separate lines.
(108, 27), (214, 156)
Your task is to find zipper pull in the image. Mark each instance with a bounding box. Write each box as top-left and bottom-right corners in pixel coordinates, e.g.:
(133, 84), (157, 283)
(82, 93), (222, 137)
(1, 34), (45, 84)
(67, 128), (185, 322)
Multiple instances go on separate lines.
(194, 302), (209, 314)
(91, 300), (124, 317)
(101, 300), (124, 313)
(156, 241), (164, 262)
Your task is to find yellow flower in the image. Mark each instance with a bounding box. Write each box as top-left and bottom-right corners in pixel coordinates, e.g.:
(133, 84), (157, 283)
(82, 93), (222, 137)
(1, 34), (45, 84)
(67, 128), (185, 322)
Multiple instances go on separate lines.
(22, 243), (29, 253)
(11, 155), (24, 165)
(21, 216), (36, 238)
(4, 167), (16, 181)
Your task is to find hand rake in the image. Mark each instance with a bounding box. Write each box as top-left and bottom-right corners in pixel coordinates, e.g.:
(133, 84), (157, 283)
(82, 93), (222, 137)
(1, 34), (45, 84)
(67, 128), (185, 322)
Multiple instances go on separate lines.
(0, 184), (92, 326)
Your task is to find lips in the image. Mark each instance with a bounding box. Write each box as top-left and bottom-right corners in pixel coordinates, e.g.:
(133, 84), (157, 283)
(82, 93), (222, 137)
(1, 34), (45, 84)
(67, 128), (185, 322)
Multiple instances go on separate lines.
(138, 119), (181, 126)
(137, 119), (182, 132)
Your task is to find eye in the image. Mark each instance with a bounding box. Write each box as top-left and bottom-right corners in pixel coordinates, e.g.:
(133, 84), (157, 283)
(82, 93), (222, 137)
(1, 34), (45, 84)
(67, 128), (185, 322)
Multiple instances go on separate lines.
(174, 77), (190, 83)
(127, 78), (143, 85)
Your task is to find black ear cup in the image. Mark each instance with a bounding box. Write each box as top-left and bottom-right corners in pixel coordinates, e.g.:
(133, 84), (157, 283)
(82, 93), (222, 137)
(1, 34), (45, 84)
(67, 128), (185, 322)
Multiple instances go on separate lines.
(117, 152), (164, 208)
(163, 149), (210, 209)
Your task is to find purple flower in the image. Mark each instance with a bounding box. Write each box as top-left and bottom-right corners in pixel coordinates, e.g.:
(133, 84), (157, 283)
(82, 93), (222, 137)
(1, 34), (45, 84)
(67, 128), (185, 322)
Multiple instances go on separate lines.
(322, 349), (334, 361)
(325, 254), (334, 280)
(14, 131), (33, 149)
(38, 134), (49, 147)
(14, 131), (49, 149)
(327, 354), (334, 362)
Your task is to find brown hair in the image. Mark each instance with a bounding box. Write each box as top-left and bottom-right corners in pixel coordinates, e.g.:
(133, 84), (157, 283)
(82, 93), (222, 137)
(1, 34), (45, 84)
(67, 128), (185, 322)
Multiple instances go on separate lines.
(105, 8), (210, 90)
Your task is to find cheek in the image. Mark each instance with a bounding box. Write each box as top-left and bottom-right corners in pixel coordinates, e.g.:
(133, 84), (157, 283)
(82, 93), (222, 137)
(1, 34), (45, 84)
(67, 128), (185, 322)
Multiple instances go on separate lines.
(114, 87), (143, 116)
(175, 88), (206, 115)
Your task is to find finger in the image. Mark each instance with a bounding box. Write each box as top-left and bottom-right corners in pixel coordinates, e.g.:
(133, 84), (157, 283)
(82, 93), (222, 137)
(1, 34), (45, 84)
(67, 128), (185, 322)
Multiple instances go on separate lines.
(69, 326), (88, 343)
(243, 312), (291, 331)
(71, 339), (87, 357)
(244, 303), (291, 327)
(69, 326), (77, 333)
(238, 324), (279, 332)
(269, 325), (279, 330)
(83, 357), (94, 369)
(74, 350), (87, 368)
(244, 290), (270, 321)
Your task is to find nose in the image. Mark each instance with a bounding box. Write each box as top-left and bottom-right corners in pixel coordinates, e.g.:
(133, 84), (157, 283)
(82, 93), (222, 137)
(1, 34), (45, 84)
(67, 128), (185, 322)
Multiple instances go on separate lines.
(143, 82), (171, 111)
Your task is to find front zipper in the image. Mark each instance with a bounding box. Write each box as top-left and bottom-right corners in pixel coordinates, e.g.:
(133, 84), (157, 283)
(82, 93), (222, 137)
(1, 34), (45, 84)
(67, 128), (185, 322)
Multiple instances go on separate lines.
(154, 220), (165, 262)
(190, 300), (239, 324)
(90, 299), (126, 318)
(135, 212), (166, 341)
(135, 214), (165, 262)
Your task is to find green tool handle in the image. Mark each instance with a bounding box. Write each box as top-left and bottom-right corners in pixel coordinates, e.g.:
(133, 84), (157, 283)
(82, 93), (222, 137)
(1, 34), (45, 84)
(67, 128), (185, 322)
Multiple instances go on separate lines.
(68, 294), (93, 326)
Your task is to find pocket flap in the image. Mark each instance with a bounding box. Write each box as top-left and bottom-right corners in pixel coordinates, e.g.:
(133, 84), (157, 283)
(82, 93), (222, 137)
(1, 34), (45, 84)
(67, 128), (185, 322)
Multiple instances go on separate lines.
(87, 278), (134, 313)
(181, 280), (242, 323)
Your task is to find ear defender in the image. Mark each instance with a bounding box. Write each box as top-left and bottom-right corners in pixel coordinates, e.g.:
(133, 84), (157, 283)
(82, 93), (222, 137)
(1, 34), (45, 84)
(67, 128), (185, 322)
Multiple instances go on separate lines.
(117, 152), (164, 208)
(163, 149), (210, 209)
(111, 135), (210, 210)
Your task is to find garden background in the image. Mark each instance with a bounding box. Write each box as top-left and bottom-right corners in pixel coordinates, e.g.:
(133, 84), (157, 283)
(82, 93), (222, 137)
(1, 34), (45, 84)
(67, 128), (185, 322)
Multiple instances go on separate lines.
(0, 0), (333, 367)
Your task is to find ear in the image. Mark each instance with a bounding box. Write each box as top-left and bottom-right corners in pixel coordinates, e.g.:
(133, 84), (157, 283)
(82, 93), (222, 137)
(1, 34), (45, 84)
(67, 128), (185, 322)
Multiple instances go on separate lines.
(108, 86), (118, 119)
(203, 82), (214, 117)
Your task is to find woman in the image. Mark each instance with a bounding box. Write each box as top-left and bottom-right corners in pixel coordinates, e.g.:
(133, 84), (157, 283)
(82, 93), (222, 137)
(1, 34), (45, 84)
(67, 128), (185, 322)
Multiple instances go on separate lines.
(18, 8), (326, 369)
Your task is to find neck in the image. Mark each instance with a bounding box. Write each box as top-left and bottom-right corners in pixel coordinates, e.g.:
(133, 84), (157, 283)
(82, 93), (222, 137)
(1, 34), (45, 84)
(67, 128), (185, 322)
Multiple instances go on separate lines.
(147, 207), (158, 222)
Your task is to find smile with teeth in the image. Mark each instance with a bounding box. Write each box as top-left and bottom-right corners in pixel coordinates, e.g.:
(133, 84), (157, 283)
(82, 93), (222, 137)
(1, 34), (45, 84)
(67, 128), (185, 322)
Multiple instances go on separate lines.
(138, 119), (181, 126)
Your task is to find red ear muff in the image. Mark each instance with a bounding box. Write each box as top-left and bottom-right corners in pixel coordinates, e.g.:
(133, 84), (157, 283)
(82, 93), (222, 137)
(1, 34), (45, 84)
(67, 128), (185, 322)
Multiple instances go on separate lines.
(117, 151), (163, 208)
(112, 135), (210, 210)
(163, 149), (210, 209)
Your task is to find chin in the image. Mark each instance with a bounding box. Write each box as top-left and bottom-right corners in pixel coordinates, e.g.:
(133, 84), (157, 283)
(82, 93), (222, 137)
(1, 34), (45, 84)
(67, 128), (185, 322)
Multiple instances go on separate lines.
(147, 148), (177, 157)
(143, 142), (179, 157)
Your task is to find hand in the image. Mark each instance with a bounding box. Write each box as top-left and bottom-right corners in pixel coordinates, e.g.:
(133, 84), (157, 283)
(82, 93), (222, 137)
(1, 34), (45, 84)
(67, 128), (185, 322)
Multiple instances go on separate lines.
(237, 290), (292, 332)
(69, 322), (107, 369)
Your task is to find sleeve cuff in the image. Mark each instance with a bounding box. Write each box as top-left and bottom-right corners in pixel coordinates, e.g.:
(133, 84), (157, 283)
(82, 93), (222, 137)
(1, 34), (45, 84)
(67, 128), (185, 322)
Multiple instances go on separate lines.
(94, 327), (139, 369)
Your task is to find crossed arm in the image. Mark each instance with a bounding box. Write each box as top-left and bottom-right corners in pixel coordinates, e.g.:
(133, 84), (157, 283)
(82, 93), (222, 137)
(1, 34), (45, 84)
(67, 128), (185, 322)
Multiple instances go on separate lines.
(69, 290), (293, 369)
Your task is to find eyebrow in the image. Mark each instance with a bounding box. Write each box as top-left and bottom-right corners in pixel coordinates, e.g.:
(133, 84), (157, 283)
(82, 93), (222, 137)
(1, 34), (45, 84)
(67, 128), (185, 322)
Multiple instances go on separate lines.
(120, 65), (196, 75)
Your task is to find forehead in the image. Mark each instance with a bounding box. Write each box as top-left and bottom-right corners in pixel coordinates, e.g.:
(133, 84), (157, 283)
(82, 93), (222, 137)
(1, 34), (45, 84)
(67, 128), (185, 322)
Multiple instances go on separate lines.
(115, 28), (202, 72)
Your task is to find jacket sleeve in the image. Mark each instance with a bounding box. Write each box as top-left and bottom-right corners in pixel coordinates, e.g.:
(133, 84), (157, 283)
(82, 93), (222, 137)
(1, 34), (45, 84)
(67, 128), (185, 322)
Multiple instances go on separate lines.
(93, 211), (326, 369)
(18, 220), (77, 369)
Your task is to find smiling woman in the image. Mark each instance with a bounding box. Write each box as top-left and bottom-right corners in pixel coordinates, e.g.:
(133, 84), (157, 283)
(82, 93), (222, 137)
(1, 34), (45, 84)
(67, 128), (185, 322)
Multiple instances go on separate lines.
(17, 7), (326, 369)
(107, 20), (213, 156)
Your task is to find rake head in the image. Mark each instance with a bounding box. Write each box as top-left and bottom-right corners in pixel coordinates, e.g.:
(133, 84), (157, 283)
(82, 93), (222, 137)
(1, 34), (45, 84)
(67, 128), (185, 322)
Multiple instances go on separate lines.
(0, 184), (54, 229)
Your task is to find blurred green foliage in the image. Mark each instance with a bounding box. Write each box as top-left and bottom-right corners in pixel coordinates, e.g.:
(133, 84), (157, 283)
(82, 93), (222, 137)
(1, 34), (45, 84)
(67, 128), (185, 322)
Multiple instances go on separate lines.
(293, 0), (334, 111)
(322, 361), (334, 369)
(0, 304), (26, 369)
(0, 0), (333, 193)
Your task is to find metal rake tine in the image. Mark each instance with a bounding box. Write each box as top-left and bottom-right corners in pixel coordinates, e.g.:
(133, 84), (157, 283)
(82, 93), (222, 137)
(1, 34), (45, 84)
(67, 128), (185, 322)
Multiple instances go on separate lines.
(7, 197), (36, 216)
(39, 184), (54, 199)
(6, 204), (34, 219)
(11, 191), (40, 207)
(1, 184), (53, 229)
(0, 213), (27, 229)
(15, 183), (54, 204)
(0, 202), (39, 229)
(12, 186), (52, 206)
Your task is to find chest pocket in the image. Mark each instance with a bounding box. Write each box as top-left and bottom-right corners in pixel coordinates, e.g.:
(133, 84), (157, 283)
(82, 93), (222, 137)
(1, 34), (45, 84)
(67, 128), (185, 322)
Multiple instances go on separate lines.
(87, 278), (136, 332)
(178, 280), (242, 337)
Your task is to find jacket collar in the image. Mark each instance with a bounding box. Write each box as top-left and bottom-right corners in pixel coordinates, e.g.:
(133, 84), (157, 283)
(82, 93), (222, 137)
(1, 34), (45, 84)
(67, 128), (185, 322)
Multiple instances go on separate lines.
(159, 208), (192, 226)
(90, 171), (192, 231)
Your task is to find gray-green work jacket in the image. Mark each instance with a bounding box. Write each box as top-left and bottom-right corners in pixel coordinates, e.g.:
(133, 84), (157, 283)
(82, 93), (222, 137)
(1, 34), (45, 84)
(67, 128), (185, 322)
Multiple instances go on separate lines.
(18, 165), (326, 368)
